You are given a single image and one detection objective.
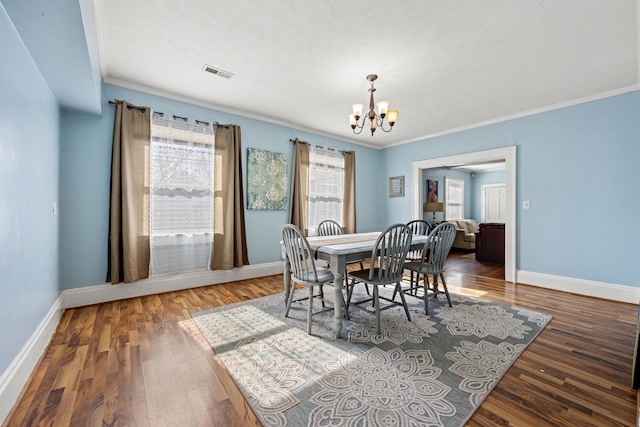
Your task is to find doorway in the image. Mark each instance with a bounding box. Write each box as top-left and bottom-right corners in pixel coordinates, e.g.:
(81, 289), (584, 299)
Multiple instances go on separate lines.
(411, 147), (516, 283)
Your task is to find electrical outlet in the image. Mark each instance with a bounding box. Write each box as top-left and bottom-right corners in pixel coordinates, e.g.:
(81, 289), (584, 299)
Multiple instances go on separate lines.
(522, 200), (530, 209)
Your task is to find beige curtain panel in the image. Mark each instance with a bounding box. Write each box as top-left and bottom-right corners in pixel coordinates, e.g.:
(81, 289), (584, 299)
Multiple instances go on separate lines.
(213, 124), (250, 270)
(289, 139), (310, 235)
(342, 151), (357, 234)
(107, 100), (151, 284)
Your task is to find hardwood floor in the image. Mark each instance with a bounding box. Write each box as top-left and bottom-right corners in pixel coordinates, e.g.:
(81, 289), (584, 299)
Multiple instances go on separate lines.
(4, 266), (638, 426)
(445, 249), (505, 280)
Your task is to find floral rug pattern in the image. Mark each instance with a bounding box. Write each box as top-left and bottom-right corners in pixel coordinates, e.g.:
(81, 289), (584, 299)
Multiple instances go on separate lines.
(192, 288), (551, 427)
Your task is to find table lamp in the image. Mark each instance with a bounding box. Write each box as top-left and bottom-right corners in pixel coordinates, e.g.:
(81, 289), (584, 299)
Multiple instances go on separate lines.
(424, 202), (444, 226)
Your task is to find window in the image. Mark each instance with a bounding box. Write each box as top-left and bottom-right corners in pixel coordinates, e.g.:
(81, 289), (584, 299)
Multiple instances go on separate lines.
(308, 145), (344, 235)
(149, 112), (215, 276)
(444, 176), (464, 220)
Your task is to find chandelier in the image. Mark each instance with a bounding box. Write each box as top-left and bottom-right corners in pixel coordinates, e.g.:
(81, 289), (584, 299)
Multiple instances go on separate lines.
(349, 74), (398, 136)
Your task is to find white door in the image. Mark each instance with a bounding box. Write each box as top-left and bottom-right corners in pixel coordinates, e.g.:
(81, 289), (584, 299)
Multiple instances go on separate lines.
(483, 184), (506, 223)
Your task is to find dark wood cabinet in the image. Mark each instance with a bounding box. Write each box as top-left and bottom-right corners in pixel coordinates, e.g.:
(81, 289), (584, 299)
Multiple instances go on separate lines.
(475, 223), (505, 263)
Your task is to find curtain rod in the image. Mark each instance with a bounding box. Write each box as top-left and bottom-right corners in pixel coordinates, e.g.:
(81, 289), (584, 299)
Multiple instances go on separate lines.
(108, 100), (211, 127)
(108, 99), (146, 112)
(289, 138), (343, 154)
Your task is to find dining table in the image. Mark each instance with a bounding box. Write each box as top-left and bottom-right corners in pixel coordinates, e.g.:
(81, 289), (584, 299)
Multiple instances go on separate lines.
(282, 231), (429, 338)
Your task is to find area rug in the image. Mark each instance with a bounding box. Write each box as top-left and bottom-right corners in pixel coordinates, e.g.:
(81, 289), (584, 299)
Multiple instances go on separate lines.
(191, 286), (552, 427)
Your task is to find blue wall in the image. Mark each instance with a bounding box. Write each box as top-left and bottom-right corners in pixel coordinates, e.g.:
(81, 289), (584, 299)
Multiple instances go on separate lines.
(59, 84), (383, 289)
(0, 4), (60, 374)
(422, 168), (473, 222)
(470, 169), (506, 221)
(59, 87), (640, 290)
(382, 92), (640, 287)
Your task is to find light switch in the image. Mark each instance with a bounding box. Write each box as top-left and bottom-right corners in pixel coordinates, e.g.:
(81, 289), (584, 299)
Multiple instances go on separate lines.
(52, 202), (58, 215)
(522, 200), (530, 209)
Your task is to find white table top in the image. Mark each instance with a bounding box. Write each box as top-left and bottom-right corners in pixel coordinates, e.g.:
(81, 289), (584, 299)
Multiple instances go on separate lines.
(308, 232), (428, 256)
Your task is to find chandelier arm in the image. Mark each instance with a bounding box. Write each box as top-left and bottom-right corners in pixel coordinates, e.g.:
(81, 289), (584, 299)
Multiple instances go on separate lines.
(354, 116), (366, 130)
(351, 123), (365, 134)
(378, 119), (393, 132)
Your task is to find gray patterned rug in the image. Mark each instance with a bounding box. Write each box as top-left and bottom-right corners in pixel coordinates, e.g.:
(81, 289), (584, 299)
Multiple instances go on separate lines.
(191, 285), (551, 427)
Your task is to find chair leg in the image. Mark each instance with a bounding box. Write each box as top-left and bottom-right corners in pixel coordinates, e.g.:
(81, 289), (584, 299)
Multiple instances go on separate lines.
(391, 278), (399, 301)
(422, 274), (429, 315)
(359, 262), (370, 296)
(410, 270), (416, 295)
(285, 283), (296, 317)
(307, 285), (314, 335)
(339, 291), (349, 320)
(346, 277), (355, 310)
(395, 282), (411, 322)
(431, 274), (440, 299)
(319, 284), (325, 308)
(373, 285), (381, 336)
(440, 273), (452, 307)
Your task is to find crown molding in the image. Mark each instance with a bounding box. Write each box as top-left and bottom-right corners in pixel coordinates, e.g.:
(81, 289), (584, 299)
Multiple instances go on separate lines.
(379, 84), (640, 149)
(105, 78), (639, 151)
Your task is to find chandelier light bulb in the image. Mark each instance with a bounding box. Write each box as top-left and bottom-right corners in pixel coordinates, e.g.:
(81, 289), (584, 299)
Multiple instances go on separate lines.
(352, 104), (364, 120)
(387, 110), (398, 126)
(376, 100), (389, 118)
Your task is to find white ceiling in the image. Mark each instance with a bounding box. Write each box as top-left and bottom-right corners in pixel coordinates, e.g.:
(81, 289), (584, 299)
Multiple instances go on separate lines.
(8, 1), (639, 148)
(96, 0), (638, 148)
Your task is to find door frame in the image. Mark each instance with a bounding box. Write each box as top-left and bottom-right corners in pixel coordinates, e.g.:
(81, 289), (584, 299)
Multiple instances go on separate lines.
(412, 146), (516, 283)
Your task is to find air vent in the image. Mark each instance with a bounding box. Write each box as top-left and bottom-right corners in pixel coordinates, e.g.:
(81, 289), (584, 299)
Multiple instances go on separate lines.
(203, 65), (234, 79)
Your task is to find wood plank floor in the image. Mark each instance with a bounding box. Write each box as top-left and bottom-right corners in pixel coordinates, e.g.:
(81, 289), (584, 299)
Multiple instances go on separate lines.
(3, 262), (638, 426)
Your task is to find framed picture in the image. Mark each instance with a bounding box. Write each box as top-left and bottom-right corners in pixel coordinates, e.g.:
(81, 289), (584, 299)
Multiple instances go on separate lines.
(246, 148), (288, 210)
(389, 176), (404, 197)
(427, 179), (439, 202)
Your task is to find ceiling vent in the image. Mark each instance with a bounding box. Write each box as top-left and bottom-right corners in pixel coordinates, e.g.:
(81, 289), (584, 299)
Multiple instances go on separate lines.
(203, 65), (234, 79)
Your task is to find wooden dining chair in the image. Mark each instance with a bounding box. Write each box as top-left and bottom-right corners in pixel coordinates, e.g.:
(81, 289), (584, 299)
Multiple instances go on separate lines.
(346, 223), (413, 335)
(317, 219), (343, 237)
(404, 219), (432, 294)
(406, 219), (432, 237)
(317, 219), (368, 294)
(404, 222), (456, 314)
(281, 224), (337, 334)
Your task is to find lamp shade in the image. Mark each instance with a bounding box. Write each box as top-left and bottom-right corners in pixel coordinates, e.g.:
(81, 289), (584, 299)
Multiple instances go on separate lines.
(387, 110), (398, 125)
(352, 103), (364, 119)
(424, 202), (444, 213)
(376, 100), (389, 117)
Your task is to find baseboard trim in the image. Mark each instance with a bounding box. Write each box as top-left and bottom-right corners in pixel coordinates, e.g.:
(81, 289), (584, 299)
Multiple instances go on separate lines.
(517, 270), (640, 304)
(62, 262), (284, 308)
(0, 296), (64, 424)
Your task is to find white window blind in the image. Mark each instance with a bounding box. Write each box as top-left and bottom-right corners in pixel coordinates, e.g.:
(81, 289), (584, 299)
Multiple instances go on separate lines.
(308, 145), (344, 236)
(149, 112), (215, 276)
(445, 176), (464, 220)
